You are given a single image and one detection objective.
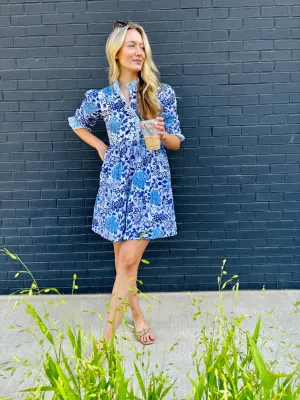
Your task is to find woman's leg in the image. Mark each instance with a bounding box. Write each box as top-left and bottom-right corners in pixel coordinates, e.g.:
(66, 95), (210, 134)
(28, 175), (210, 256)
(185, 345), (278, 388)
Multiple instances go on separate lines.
(113, 241), (155, 343)
(113, 242), (143, 318)
(103, 239), (155, 344)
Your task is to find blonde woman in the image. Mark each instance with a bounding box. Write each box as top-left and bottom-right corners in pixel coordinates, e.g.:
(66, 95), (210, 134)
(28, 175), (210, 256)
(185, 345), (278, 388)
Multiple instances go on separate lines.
(68, 21), (185, 350)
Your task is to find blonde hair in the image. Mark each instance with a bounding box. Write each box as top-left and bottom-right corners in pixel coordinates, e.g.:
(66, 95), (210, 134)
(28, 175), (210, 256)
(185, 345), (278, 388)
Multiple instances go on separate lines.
(106, 21), (161, 120)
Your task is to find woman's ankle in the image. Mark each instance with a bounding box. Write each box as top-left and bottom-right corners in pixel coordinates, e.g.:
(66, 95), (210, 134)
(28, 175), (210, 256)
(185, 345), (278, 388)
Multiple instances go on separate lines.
(131, 309), (144, 320)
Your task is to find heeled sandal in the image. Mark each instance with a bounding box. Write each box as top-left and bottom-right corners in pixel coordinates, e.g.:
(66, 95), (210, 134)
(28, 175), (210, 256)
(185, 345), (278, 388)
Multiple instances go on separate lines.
(134, 325), (155, 345)
(88, 339), (105, 360)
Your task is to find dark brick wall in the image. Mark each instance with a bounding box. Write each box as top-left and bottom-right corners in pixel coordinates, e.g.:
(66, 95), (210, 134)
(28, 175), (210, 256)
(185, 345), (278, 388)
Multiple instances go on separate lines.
(1, 0), (300, 294)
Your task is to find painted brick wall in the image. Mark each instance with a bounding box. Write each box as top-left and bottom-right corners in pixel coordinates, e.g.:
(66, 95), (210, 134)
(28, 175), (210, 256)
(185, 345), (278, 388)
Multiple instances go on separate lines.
(1, 0), (300, 294)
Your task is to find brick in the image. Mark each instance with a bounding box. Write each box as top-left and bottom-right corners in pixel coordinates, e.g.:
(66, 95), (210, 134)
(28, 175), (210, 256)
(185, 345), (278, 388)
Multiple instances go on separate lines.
(43, 14), (73, 24)
(230, 73), (259, 84)
(24, 3), (54, 13)
(57, 24), (87, 35)
(0, 38), (13, 47)
(182, 0), (206, 6)
(183, 42), (212, 53)
(244, 18), (274, 29)
(275, 61), (300, 72)
(229, 115), (258, 125)
(1, 70), (30, 80)
(244, 62), (273, 73)
(276, 17), (300, 28)
(261, 29), (291, 40)
(213, 0), (242, 5)
(244, 40), (274, 50)
(58, 2), (87, 12)
(199, 8), (228, 19)
(265, 42), (292, 56)
(275, 39), (300, 50)
(242, 165), (270, 174)
(0, 4), (24, 14)
(199, 30), (230, 43)
(259, 94), (289, 104)
(146, 21), (182, 32)
(168, 9), (196, 19)
(17, 58), (47, 69)
(167, 31), (197, 42)
(214, 106), (241, 116)
(213, 41), (243, 52)
(11, 15), (42, 25)
(230, 29), (260, 41)
(212, 18), (242, 30)
(292, 30), (300, 40)
(262, 6), (291, 17)
(87, 1), (116, 11)
(3, 92), (33, 101)
(230, 51), (260, 62)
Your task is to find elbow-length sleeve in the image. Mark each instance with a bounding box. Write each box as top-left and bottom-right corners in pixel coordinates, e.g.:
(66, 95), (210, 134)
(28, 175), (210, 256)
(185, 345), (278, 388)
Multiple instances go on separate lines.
(159, 84), (185, 142)
(68, 89), (102, 131)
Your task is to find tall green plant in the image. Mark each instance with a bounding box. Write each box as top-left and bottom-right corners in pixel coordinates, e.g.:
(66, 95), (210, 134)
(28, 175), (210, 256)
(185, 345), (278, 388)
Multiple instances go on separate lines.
(0, 247), (177, 400)
(186, 260), (300, 399)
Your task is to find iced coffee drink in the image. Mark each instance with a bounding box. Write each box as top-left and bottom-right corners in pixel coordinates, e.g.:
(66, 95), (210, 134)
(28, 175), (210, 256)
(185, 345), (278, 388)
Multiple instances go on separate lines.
(140, 119), (161, 150)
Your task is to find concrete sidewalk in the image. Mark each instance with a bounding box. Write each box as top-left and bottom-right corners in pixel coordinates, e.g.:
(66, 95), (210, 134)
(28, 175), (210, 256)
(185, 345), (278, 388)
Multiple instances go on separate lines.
(0, 290), (299, 399)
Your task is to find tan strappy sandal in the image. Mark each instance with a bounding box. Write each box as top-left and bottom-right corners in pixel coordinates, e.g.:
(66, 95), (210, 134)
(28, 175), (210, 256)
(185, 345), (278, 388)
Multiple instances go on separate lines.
(88, 339), (105, 360)
(134, 325), (155, 345)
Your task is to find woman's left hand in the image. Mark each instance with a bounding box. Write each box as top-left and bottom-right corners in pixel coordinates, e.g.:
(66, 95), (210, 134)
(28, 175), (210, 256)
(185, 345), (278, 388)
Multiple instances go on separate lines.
(155, 117), (168, 141)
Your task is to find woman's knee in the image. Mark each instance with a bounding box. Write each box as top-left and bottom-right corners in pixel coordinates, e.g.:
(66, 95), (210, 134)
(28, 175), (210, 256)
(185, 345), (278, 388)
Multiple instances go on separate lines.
(118, 252), (140, 275)
(118, 255), (139, 275)
(116, 239), (149, 275)
(115, 255), (138, 275)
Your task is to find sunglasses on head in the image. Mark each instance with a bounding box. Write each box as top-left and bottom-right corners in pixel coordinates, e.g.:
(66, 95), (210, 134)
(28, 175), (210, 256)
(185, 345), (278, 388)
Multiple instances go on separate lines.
(113, 20), (128, 30)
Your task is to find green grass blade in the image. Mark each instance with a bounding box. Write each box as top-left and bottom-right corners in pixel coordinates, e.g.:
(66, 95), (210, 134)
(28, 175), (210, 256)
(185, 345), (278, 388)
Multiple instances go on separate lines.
(67, 325), (76, 349)
(115, 355), (129, 400)
(160, 380), (177, 399)
(134, 362), (146, 399)
(61, 351), (80, 393)
(25, 301), (54, 345)
(53, 378), (69, 400)
(252, 316), (261, 345)
(55, 362), (77, 400)
(44, 355), (59, 388)
(76, 328), (82, 359)
(247, 333), (278, 398)
(20, 386), (54, 393)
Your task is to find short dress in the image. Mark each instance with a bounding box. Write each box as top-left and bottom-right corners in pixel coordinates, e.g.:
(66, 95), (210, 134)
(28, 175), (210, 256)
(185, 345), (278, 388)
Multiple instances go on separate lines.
(68, 78), (185, 242)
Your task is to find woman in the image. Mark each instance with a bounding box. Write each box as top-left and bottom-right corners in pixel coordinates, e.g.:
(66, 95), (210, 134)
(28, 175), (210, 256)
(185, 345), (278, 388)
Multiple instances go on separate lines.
(68, 21), (185, 349)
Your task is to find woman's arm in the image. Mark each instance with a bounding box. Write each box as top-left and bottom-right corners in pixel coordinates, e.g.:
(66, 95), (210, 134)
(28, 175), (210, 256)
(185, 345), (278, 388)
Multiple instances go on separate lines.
(69, 89), (108, 161)
(72, 128), (108, 161)
(157, 84), (185, 151)
(155, 117), (181, 151)
(160, 132), (180, 151)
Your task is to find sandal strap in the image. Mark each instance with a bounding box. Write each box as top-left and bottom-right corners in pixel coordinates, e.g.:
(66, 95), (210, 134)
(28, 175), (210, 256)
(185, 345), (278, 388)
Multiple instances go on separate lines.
(135, 325), (153, 339)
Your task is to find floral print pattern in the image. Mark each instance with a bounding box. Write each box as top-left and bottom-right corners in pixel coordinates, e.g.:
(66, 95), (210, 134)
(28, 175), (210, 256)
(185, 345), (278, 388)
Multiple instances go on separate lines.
(68, 79), (185, 242)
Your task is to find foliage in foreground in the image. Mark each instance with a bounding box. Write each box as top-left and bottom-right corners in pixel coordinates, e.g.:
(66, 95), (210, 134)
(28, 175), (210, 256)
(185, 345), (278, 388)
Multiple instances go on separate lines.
(0, 248), (299, 399)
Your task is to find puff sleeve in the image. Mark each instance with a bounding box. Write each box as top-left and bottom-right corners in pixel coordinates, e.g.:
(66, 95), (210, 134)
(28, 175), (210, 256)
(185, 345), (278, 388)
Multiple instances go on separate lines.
(68, 89), (102, 131)
(159, 84), (185, 142)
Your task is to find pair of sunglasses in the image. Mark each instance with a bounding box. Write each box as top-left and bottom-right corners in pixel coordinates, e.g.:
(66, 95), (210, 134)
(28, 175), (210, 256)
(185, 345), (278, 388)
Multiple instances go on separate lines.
(113, 20), (128, 30)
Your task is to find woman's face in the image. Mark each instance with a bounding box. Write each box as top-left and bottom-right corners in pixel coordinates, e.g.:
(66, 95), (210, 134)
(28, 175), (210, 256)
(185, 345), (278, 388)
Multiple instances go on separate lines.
(117, 29), (145, 73)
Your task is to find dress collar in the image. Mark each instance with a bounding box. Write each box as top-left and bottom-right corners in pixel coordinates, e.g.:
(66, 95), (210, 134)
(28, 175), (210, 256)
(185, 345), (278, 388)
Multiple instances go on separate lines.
(113, 78), (139, 92)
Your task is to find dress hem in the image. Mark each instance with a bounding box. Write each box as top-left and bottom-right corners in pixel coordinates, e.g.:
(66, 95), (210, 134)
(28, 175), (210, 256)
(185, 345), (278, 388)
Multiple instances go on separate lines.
(91, 227), (177, 242)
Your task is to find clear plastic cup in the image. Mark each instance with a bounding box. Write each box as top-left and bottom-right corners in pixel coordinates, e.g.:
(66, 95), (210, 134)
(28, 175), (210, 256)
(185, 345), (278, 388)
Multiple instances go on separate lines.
(140, 119), (161, 151)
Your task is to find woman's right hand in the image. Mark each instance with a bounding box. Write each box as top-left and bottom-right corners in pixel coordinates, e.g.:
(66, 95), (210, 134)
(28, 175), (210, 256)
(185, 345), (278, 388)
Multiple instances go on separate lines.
(97, 145), (109, 162)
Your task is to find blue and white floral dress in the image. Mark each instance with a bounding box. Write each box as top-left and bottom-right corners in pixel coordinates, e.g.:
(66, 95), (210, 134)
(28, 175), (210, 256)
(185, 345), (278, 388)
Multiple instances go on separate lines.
(68, 79), (185, 242)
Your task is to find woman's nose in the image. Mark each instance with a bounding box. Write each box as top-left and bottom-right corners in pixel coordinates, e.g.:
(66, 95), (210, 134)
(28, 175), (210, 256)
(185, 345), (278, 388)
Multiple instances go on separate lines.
(135, 47), (143, 56)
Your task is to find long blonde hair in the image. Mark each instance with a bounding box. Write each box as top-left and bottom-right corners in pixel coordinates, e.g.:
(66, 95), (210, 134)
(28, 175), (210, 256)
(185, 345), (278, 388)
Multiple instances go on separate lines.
(106, 21), (161, 120)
